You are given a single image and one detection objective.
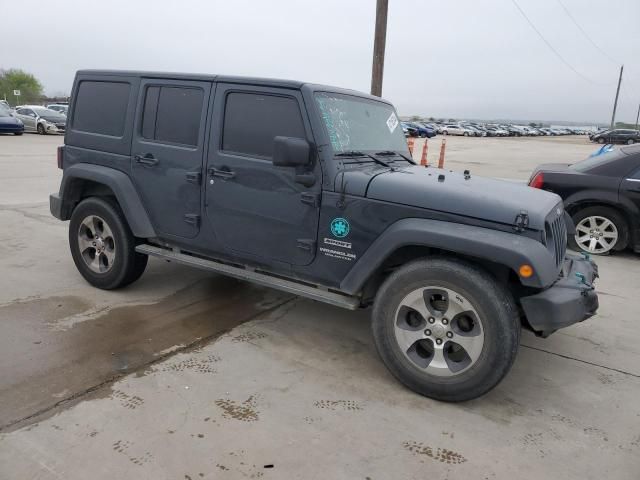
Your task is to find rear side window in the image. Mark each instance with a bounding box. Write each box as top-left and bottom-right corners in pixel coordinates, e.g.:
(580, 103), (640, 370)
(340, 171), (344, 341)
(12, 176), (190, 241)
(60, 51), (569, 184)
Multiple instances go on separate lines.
(141, 86), (204, 146)
(72, 81), (130, 137)
(222, 92), (305, 158)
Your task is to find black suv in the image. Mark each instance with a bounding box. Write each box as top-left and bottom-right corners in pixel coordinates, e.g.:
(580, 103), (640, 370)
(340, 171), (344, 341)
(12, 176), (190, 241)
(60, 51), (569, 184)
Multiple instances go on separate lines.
(50, 70), (599, 401)
(591, 129), (640, 145)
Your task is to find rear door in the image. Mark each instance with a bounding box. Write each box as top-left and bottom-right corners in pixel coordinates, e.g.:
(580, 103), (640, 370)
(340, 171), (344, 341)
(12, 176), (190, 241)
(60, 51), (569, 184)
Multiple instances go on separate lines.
(132, 79), (212, 239)
(205, 84), (321, 266)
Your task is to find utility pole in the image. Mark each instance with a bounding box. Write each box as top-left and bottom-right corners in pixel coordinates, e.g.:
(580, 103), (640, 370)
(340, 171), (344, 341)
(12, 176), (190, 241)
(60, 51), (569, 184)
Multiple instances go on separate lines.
(370, 0), (389, 97)
(635, 102), (640, 131)
(610, 64), (623, 129)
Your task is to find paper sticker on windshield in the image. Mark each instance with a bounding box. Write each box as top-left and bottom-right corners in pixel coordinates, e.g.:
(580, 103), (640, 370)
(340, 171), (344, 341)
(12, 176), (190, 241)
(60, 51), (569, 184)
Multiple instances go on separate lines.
(386, 112), (399, 133)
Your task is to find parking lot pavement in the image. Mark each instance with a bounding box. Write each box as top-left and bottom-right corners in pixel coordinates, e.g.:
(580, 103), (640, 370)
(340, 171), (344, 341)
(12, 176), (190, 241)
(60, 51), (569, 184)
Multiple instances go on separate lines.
(1, 134), (639, 479)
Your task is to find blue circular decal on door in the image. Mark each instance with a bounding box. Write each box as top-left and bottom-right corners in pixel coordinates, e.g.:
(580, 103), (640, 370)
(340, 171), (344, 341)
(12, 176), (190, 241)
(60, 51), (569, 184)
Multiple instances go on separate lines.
(330, 218), (350, 238)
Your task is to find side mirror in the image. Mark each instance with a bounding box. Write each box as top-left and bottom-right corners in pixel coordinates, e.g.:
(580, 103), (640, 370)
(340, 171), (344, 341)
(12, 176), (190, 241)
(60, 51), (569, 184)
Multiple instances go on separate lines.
(272, 136), (310, 167)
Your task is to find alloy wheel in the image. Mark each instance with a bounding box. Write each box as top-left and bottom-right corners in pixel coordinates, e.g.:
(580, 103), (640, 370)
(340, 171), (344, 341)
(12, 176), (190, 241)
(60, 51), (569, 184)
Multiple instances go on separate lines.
(575, 215), (618, 254)
(77, 215), (116, 273)
(394, 286), (484, 377)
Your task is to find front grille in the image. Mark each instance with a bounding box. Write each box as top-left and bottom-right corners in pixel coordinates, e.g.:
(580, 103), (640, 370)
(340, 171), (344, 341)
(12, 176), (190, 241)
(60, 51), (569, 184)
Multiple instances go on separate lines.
(546, 206), (567, 267)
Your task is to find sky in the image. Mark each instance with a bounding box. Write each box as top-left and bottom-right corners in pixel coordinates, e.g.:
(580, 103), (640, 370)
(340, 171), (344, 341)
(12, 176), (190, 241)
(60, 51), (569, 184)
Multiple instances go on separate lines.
(2, 0), (639, 124)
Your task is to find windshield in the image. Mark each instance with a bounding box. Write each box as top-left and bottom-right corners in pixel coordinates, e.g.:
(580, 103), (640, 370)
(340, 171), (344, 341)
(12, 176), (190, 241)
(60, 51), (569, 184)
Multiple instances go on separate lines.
(315, 92), (409, 154)
(569, 146), (625, 172)
(0, 105), (11, 117)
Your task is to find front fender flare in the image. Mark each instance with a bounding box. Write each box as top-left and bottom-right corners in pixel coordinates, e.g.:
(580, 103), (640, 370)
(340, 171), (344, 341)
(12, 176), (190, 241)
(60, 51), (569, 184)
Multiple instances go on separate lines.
(340, 218), (558, 294)
(55, 163), (155, 238)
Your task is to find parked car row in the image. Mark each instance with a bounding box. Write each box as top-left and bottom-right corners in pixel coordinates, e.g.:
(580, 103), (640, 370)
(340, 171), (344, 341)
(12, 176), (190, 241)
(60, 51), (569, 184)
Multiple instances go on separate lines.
(403, 120), (592, 138)
(0, 103), (68, 135)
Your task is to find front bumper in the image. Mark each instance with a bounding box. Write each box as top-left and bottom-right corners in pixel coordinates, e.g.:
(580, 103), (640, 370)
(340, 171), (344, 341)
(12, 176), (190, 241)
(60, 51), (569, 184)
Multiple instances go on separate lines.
(520, 253), (599, 336)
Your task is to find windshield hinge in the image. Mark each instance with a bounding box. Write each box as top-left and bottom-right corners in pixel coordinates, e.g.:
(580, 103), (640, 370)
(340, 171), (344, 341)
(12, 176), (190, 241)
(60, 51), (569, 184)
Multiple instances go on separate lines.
(513, 210), (529, 233)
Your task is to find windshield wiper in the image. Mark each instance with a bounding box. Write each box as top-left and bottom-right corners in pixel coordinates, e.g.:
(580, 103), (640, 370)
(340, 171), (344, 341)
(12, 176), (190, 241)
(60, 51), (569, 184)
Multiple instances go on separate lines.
(334, 151), (395, 170)
(374, 150), (414, 164)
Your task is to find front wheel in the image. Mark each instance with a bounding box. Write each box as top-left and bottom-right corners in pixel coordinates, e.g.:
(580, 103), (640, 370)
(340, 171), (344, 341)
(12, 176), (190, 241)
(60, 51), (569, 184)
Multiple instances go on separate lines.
(372, 257), (520, 402)
(463, 132), (469, 137)
(627, 139), (635, 145)
(69, 197), (148, 289)
(14, 132), (23, 136)
(597, 137), (606, 144)
(37, 123), (46, 135)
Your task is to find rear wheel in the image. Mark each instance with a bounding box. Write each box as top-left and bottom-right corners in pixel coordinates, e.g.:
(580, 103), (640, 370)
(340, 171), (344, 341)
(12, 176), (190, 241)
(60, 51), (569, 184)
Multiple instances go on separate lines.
(14, 132), (23, 136)
(627, 138), (635, 145)
(37, 123), (46, 135)
(569, 206), (628, 255)
(372, 257), (520, 402)
(69, 197), (148, 289)
(463, 132), (469, 137)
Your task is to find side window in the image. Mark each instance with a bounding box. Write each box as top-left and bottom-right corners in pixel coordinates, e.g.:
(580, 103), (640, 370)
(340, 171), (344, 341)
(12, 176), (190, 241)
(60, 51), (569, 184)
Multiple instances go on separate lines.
(222, 92), (305, 158)
(141, 86), (203, 147)
(630, 167), (640, 180)
(72, 81), (130, 137)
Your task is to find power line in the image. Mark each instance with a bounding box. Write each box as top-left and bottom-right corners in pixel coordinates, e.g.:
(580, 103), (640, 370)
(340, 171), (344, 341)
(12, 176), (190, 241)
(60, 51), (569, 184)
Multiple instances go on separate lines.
(555, 0), (619, 65)
(509, 0), (606, 86)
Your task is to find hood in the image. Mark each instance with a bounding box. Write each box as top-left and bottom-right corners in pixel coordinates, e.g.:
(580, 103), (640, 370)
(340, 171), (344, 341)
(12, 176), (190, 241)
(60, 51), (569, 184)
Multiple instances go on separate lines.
(363, 165), (562, 230)
(41, 115), (66, 123)
(0, 115), (21, 125)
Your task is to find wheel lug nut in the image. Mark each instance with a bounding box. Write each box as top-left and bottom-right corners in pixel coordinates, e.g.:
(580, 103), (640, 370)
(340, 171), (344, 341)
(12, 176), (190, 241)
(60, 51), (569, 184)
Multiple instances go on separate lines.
(442, 318), (449, 325)
(428, 317), (435, 324)
(436, 338), (442, 345)
(424, 329), (431, 336)
(446, 332), (453, 338)
(92, 242), (96, 246)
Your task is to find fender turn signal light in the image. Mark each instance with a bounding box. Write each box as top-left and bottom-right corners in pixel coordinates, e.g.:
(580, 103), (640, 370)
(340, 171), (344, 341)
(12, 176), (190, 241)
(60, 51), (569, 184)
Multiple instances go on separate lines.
(519, 264), (534, 278)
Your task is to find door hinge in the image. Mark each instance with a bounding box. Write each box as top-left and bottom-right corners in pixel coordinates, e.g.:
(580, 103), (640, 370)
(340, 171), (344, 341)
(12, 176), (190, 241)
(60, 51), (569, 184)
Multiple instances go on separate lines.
(297, 239), (316, 252)
(185, 171), (202, 184)
(513, 210), (529, 233)
(184, 214), (200, 226)
(300, 192), (320, 207)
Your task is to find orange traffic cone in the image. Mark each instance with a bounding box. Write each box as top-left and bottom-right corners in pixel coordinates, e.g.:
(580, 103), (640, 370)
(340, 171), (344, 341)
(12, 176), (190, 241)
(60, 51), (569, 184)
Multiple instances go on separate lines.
(420, 140), (428, 166)
(407, 137), (415, 155)
(438, 138), (446, 168)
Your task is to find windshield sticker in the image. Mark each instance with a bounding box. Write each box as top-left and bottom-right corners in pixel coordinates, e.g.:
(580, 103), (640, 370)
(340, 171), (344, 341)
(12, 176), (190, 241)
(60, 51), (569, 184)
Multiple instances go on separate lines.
(330, 218), (350, 238)
(386, 112), (399, 133)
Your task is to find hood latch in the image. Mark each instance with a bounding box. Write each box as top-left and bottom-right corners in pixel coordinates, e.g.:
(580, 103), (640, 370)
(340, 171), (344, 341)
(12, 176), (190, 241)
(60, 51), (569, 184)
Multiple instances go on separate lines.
(513, 210), (529, 233)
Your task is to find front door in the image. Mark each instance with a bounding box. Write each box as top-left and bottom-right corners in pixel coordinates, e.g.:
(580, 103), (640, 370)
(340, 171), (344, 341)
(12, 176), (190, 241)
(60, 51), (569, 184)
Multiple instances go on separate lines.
(205, 84), (321, 266)
(131, 79), (212, 239)
(15, 108), (36, 131)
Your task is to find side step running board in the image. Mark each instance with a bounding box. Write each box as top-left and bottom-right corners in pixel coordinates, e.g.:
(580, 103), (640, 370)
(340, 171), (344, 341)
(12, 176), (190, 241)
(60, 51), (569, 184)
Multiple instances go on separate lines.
(136, 244), (361, 310)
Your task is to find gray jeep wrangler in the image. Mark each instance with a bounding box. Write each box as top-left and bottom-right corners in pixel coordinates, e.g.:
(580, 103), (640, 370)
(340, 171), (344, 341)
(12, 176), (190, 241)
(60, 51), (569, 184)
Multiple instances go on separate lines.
(50, 70), (599, 401)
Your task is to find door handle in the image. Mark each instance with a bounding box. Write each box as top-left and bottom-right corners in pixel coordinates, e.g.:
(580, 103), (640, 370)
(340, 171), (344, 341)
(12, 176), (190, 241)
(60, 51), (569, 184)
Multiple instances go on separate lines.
(134, 154), (159, 166)
(208, 167), (236, 179)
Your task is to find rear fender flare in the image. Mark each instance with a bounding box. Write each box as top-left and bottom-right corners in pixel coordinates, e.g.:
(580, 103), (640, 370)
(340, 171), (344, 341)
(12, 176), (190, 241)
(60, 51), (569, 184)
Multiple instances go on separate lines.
(57, 163), (155, 238)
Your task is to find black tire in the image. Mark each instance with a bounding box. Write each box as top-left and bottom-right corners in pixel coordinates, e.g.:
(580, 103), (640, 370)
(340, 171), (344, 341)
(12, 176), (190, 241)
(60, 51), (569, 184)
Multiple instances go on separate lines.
(371, 257), (520, 402)
(14, 132), (23, 136)
(568, 205), (628, 255)
(463, 132), (469, 137)
(627, 139), (635, 145)
(443, 130), (448, 135)
(37, 123), (46, 135)
(69, 197), (148, 289)
(420, 133), (427, 138)
(597, 137), (606, 144)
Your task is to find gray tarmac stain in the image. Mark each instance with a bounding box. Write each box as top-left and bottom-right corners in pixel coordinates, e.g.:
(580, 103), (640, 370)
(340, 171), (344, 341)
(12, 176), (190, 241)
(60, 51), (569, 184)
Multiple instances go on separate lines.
(215, 395), (260, 422)
(0, 277), (291, 431)
(111, 390), (145, 410)
(402, 441), (467, 464)
(231, 331), (268, 343)
(159, 354), (221, 374)
(313, 399), (363, 411)
(461, 395), (526, 425)
(112, 439), (153, 466)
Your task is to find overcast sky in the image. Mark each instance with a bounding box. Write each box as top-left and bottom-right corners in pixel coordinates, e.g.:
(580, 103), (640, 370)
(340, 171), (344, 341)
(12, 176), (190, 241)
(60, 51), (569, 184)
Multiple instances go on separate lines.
(3, 0), (639, 123)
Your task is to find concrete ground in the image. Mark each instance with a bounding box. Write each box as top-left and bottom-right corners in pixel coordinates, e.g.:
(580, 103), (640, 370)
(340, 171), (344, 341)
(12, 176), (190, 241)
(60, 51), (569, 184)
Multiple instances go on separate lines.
(0, 133), (638, 479)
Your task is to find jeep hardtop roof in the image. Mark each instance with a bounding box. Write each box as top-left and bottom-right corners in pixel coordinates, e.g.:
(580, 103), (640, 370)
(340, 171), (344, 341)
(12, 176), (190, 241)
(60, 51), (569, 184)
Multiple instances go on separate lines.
(75, 69), (390, 104)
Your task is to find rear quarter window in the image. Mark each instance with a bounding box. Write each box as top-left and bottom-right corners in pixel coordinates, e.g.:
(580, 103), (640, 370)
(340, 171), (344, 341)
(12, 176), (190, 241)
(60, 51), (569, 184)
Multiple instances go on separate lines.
(72, 81), (131, 137)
